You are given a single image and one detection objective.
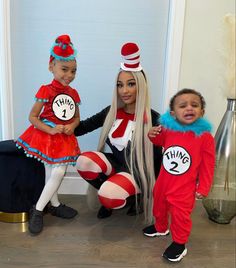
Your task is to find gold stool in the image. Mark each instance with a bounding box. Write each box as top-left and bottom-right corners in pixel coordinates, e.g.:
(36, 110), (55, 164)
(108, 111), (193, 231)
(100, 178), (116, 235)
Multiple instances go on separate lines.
(0, 211), (28, 223)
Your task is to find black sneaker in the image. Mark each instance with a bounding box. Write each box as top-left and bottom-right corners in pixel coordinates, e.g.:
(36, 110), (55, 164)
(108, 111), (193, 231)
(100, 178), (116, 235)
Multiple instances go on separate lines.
(49, 204), (78, 219)
(162, 242), (187, 262)
(143, 225), (169, 237)
(28, 206), (44, 235)
(97, 206), (112, 219)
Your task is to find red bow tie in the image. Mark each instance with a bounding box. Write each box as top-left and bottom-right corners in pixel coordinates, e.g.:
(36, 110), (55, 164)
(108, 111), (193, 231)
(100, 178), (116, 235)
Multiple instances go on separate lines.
(112, 109), (135, 138)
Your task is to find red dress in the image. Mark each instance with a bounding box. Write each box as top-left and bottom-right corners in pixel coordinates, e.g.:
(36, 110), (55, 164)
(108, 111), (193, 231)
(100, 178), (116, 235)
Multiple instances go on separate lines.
(16, 79), (81, 166)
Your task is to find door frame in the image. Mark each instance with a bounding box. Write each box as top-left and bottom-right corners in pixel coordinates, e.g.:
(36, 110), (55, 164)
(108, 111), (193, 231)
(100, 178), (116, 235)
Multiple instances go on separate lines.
(162, 0), (186, 112)
(0, 0), (14, 140)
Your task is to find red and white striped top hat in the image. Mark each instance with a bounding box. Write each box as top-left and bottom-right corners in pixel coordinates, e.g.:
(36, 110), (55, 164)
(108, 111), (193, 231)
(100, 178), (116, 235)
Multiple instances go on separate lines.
(120, 42), (142, 72)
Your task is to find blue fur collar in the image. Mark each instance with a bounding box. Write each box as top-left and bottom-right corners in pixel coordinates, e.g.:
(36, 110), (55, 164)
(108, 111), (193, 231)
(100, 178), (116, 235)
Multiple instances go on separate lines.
(160, 111), (212, 136)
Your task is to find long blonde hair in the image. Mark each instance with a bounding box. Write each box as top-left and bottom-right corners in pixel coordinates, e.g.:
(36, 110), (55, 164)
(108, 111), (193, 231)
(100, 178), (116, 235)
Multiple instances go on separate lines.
(97, 70), (156, 223)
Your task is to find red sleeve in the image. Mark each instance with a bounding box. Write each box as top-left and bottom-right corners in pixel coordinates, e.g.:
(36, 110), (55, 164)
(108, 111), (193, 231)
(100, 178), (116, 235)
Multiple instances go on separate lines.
(35, 85), (49, 102)
(71, 88), (81, 105)
(196, 133), (215, 196)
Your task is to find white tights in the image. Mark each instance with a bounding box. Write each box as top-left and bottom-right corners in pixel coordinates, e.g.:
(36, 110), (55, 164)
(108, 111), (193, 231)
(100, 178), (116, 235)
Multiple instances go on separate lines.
(36, 165), (67, 211)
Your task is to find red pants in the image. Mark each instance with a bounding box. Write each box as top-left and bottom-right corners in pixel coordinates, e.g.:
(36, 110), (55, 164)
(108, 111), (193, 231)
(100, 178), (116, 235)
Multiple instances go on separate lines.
(153, 179), (196, 244)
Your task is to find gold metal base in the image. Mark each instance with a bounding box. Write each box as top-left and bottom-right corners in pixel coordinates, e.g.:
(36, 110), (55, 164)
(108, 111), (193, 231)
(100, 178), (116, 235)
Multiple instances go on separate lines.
(0, 211), (28, 223)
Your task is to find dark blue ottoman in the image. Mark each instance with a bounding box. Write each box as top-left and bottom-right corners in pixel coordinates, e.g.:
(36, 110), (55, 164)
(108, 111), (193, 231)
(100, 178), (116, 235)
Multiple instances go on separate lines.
(0, 140), (45, 221)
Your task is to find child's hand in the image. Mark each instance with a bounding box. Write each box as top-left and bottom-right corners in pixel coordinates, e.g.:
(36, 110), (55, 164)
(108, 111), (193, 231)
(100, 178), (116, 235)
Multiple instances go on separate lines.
(49, 125), (64, 135)
(148, 126), (162, 138)
(63, 124), (74, 135)
(195, 192), (205, 199)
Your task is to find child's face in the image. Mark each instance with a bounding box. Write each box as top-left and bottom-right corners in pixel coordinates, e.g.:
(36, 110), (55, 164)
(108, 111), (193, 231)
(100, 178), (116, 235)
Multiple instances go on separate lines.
(117, 71), (137, 107)
(171, 93), (204, 125)
(49, 60), (77, 86)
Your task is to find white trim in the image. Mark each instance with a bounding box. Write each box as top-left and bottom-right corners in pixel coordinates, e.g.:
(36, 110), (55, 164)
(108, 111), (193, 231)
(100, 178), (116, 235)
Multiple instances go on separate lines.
(122, 50), (140, 59)
(58, 174), (88, 195)
(120, 63), (143, 72)
(123, 58), (140, 64)
(161, 0), (186, 112)
(0, 0), (14, 139)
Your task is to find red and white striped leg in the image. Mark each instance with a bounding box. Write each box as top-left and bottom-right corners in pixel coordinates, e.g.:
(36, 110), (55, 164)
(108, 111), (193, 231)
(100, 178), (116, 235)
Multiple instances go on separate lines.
(98, 172), (140, 209)
(76, 151), (114, 181)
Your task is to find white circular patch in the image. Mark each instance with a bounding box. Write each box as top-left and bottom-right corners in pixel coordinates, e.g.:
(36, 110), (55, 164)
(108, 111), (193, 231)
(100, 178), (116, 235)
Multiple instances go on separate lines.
(52, 94), (75, 121)
(163, 146), (191, 175)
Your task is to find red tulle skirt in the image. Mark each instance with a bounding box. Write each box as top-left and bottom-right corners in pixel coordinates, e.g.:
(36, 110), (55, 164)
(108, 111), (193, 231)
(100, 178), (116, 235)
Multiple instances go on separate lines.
(16, 125), (80, 166)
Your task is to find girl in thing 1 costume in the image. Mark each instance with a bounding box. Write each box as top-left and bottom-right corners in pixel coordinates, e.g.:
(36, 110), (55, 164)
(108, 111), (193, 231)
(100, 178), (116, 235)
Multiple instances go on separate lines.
(143, 89), (215, 262)
(16, 34), (81, 235)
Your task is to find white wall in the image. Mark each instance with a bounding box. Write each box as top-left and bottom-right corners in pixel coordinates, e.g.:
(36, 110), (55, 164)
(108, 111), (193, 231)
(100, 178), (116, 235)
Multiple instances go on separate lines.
(179, 0), (235, 134)
(9, 0), (171, 194)
(6, 1), (235, 194)
(10, 0), (170, 147)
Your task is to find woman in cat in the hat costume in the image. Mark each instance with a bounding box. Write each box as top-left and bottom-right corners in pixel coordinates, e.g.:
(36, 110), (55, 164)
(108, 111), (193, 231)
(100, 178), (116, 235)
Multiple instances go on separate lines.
(75, 42), (162, 223)
(16, 34), (81, 235)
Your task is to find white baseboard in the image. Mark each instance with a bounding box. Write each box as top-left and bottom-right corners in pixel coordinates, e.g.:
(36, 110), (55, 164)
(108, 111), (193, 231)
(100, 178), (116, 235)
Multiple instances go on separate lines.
(58, 171), (88, 195)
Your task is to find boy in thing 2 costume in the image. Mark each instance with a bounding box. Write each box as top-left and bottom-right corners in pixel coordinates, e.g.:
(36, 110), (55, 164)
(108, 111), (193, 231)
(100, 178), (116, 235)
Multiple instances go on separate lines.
(143, 89), (215, 262)
(16, 34), (81, 235)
